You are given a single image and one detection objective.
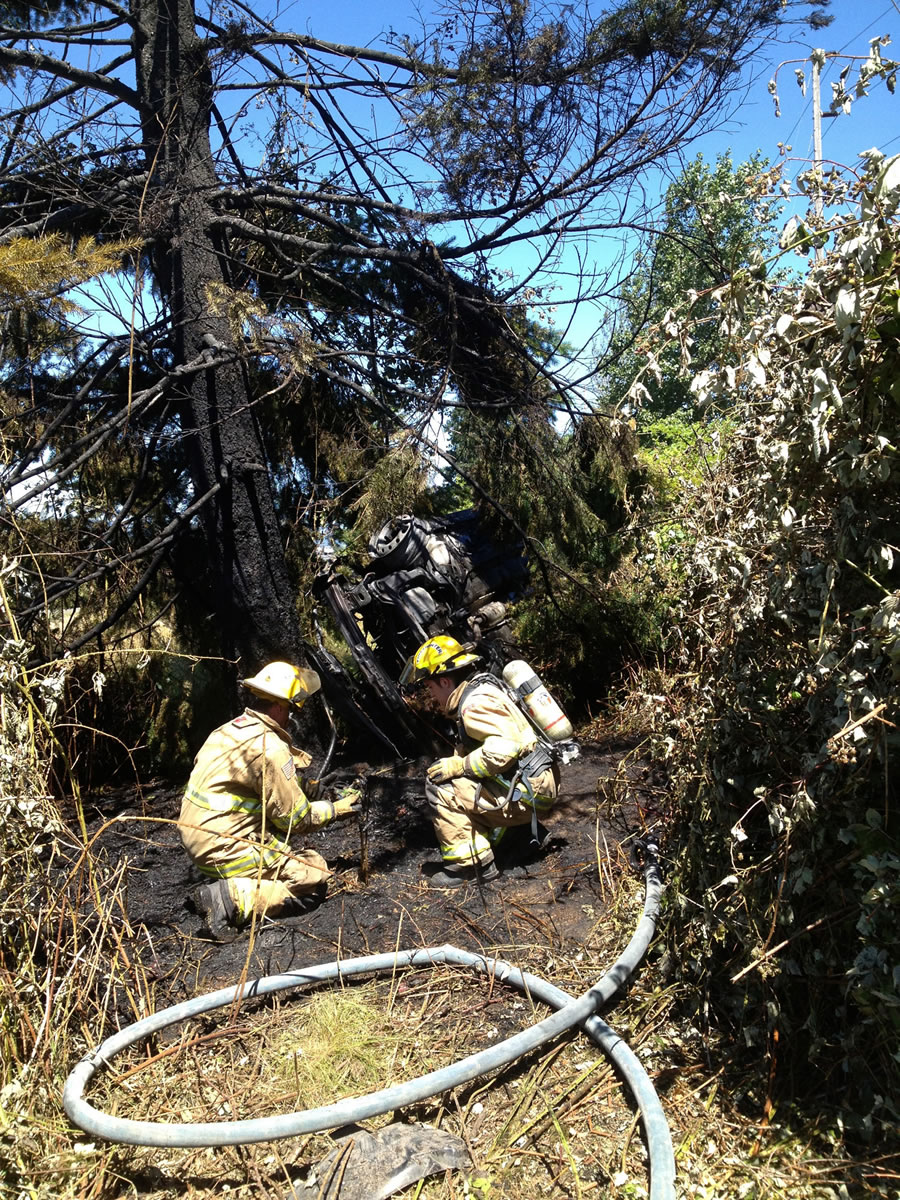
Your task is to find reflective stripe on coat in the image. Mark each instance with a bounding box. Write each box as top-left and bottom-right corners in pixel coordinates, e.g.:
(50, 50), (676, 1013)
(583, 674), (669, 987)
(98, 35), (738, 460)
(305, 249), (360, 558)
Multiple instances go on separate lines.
(178, 707), (313, 876)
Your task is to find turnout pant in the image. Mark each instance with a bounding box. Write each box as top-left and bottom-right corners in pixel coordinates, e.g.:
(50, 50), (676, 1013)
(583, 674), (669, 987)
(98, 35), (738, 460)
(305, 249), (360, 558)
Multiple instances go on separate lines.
(179, 793), (330, 923)
(221, 847), (330, 923)
(426, 767), (558, 870)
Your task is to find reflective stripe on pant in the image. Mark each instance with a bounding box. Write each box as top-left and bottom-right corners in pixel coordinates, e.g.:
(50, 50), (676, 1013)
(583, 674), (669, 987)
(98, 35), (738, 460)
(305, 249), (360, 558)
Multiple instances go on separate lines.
(223, 848), (330, 923)
(180, 794), (329, 923)
(426, 769), (558, 869)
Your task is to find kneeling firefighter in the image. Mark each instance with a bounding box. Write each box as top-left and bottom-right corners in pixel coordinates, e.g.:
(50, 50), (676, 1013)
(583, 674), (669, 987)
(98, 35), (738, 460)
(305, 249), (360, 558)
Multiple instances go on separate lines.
(402, 636), (566, 888)
(178, 662), (359, 936)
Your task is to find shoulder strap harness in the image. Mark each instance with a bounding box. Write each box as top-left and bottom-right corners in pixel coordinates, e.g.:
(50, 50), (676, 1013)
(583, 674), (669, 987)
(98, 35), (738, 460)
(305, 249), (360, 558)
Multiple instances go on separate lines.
(454, 671), (575, 843)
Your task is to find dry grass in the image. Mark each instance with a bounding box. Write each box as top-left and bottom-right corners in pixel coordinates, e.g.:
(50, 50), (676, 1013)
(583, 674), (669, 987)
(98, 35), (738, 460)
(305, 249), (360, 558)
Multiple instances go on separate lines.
(9, 852), (895, 1200)
(2, 655), (896, 1200)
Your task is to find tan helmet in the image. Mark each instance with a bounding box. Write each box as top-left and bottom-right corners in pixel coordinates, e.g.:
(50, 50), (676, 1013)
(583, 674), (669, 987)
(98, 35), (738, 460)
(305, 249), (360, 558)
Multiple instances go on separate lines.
(241, 661), (321, 708)
(400, 635), (481, 689)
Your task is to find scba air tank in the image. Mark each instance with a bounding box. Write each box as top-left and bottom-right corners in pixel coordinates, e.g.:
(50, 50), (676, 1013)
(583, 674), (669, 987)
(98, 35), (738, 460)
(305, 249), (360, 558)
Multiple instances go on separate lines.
(502, 660), (574, 742)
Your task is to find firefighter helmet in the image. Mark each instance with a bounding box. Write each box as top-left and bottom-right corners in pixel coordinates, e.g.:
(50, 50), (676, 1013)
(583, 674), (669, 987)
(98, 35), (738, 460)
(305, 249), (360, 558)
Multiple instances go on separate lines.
(401, 635), (481, 689)
(242, 661), (321, 708)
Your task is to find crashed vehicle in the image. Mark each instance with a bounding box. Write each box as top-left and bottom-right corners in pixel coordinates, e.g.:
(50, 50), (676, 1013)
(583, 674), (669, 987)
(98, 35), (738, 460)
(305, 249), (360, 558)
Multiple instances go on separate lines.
(307, 509), (530, 754)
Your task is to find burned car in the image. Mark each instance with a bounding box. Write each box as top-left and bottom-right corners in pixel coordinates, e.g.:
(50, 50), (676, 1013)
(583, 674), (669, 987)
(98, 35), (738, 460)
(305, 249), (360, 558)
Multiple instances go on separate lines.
(307, 510), (530, 753)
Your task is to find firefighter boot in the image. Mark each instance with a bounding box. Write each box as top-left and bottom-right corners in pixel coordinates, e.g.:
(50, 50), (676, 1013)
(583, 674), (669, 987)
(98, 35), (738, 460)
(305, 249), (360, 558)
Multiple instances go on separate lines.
(196, 879), (238, 939)
(426, 861), (500, 889)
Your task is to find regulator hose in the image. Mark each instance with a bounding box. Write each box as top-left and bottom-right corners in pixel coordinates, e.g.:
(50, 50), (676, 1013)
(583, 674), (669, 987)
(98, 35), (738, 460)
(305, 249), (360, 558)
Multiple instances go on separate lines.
(64, 848), (674, 1198)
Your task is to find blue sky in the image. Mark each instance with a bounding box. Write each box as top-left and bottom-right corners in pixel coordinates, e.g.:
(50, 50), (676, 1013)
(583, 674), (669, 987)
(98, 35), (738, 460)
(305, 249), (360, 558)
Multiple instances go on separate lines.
(293, 0), (899, 169)
(549, 0), (900, 360)
(706, 2), (899, 178)
(283, 0), (899, 176)
(68, 1), (900, 364)
(294, 0), (900, 359)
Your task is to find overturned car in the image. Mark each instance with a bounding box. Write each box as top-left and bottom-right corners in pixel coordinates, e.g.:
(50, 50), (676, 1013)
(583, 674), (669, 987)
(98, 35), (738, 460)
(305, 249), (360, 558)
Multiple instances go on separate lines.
(307, 509), (531, 753)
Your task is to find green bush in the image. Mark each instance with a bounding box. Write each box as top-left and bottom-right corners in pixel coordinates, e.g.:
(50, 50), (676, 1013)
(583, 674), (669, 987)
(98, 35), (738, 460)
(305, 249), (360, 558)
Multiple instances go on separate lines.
(619, 153), (900, 1124)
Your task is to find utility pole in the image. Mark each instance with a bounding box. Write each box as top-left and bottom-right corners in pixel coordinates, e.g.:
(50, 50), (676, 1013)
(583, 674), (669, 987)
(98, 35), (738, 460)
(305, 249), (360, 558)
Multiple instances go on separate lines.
(772, 38), (899, 262)
(810, 48), (826, 261)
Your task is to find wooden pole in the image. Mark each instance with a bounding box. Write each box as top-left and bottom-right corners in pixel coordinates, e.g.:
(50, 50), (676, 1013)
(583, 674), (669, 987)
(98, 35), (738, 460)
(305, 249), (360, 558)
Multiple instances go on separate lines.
(811, 48), (825, 261)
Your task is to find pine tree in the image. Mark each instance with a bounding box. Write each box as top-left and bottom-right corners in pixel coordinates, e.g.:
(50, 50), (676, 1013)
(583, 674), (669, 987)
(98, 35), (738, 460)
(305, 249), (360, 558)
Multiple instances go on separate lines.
(0, 0), (832, 676)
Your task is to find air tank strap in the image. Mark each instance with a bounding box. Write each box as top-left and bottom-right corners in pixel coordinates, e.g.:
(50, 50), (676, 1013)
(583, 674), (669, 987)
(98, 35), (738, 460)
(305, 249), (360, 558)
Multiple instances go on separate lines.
(456, 674), (556, 843)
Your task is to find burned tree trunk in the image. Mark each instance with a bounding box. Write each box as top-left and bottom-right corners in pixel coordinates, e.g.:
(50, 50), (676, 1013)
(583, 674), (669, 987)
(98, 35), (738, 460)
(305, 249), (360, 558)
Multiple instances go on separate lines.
(132, 0), (300, 670)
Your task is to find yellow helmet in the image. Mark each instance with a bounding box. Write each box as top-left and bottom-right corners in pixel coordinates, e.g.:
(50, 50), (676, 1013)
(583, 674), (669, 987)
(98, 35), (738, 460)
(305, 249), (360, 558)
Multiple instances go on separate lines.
(401, 635), (480, 688)
(242, 661), (321, 708)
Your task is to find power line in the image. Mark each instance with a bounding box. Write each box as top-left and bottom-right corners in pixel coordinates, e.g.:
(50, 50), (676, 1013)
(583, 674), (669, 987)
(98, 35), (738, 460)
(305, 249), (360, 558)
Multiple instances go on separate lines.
(836, 5), (896, 56)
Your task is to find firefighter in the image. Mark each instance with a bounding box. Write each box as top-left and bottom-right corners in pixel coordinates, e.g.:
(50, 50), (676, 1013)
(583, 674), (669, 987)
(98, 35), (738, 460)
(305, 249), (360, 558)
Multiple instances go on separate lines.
(179, 661), (359, 936)
(402, 635), (560, 888)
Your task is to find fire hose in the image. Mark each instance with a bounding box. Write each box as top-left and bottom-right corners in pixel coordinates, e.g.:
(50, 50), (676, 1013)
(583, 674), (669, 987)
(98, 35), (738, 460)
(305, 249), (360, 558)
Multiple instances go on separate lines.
(64, 844), (675, 1198)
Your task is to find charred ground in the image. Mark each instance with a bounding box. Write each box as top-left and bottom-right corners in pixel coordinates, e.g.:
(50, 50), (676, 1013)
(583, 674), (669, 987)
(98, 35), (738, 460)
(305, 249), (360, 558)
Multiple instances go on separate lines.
(54, 735), (671, 1198)
(74, 738), (654, 989)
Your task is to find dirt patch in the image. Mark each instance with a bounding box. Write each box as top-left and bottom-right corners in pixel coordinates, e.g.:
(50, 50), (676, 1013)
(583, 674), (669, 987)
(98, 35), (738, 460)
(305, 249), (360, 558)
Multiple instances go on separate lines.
(77, 738), (651, 986)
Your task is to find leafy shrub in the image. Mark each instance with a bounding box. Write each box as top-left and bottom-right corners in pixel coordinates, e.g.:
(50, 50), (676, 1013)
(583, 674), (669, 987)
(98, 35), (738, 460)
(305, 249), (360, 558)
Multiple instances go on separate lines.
(622, 152), (900, 1126)
(512, 567), (666, 713)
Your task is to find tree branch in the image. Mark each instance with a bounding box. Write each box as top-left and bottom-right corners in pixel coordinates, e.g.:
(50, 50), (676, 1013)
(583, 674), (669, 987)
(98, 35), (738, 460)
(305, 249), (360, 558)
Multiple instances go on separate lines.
(0, 46), (140, 108)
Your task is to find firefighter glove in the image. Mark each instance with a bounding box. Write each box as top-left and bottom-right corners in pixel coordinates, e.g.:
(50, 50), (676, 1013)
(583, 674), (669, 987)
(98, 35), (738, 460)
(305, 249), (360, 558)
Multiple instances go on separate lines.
(427, 754), (465, 784)
(302, 776), (323, 802)
(332, 781), (362, 818)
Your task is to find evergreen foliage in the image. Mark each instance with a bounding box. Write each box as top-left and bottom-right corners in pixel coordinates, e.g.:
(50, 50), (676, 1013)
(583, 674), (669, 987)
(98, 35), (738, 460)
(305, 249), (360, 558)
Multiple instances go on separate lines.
(0, 233), (132, 370)
(0, 0), (831, 686)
